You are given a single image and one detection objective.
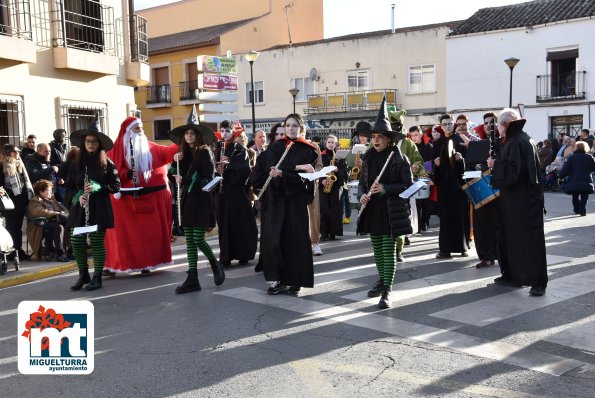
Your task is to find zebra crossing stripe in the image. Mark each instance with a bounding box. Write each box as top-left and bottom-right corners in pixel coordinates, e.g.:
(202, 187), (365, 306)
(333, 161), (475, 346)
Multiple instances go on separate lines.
(544, 319), (595, 353)
(430, 268), (595, 327)
(214, 287), (585, 376)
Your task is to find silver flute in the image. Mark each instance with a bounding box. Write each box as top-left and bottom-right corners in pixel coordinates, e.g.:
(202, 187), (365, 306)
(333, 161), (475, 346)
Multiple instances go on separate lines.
(359, 150), (394, 216)
(176, 153), (182, 227)
(256, 142), (294, 201)
(83, 166), (90, 226)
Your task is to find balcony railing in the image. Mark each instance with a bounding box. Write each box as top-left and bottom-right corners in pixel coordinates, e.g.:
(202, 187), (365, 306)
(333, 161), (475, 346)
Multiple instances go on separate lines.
(179, 80), (203, 101)
(146, 85), (171, 104)
(0, 0), (32, 40)
(130, 14), (148, 63)
(536, 71), (586, 102)
(52, 0), (116, 56)
(304, 89), (398, 114)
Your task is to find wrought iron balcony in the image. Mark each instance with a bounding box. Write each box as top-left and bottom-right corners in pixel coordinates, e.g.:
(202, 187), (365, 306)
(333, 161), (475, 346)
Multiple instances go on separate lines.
(0, 0), (32, 40)
(305, 89), (398, 114)
(146, 85), (171, 104)
(536, 71), (586, 102)
(52, 0), (116, 56)
(179, 80), (202, 101)
(130, 15), (148, 63)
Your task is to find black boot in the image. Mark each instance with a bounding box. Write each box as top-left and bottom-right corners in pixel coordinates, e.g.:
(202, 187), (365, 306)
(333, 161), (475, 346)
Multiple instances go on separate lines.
(378, 285), (392, 309)
(175, 269), (201, 294)
(70, 269), (91, 291)
(209, 259), (225, 286)
(367, 279), (384, 298)
(86, 271), (103, 291)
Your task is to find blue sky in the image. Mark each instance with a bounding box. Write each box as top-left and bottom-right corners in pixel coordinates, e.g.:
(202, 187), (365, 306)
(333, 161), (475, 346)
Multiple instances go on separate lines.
(134, 0), (529, 38)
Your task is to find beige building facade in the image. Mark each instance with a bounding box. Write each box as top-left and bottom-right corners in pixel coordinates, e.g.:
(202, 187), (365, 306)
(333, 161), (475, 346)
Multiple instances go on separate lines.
(0, 0), (149, 147)
(233, 21), (460, 138)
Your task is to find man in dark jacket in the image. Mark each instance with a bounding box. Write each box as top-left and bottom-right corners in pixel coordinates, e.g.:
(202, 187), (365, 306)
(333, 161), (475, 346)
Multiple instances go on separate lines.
(489, 108), (547, 296)
(578, 128), (594, 148)
(49, 129), (67, 202)
(25, 143), (63, 201)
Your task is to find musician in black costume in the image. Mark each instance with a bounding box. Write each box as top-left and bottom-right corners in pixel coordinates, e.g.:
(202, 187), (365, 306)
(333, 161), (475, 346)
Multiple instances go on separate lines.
(170, 107), (225, 294)
(357, 98), (413, 309)
(319, 134), (348, 240)
(67, 115), (120, 291)
(261, 113), (318, 295)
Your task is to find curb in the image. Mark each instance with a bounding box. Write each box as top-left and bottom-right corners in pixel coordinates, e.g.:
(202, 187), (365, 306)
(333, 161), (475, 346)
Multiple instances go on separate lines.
(0, 226), (223, 289)
(0, 262), (78, 289)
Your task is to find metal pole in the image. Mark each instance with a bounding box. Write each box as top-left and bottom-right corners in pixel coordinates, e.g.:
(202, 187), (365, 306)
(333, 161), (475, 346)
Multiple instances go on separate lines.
(249, 60), (256, 136)
(509, 68), (513, 108)
(293, 96), (296, 114)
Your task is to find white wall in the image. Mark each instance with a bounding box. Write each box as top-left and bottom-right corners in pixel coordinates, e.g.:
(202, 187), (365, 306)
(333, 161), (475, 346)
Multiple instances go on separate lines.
(447, 18), (595, 141)
(234, 25), (452, 129)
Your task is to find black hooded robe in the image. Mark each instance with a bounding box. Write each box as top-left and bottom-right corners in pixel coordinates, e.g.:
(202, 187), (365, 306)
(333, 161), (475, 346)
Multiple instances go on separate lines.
(217, 143), (258, 263)
(261, 139), (318, 287)
(433, 137), (467, 254)
(491, 120), (547, 287)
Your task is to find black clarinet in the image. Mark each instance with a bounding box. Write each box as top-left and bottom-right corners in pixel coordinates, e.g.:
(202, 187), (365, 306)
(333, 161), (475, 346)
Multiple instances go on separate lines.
(129, 137), (140, 198)
(488, 121), (497, 160)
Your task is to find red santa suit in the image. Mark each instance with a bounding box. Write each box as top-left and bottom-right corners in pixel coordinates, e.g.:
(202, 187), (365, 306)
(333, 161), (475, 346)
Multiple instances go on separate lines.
(104, 117), (178, 272)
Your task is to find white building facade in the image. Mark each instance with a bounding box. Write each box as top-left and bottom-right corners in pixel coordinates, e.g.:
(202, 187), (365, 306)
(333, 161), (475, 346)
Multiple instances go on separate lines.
(447, 0), (595, 142)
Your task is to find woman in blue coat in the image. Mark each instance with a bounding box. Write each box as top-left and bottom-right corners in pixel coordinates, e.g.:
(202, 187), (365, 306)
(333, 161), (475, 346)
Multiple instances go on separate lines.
(559, 141), (595, 216)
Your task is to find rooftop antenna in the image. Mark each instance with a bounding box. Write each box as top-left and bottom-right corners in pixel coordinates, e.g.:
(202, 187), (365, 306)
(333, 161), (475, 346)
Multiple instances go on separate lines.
(284, 2), (295, 46)
(391, 3), (396, 33)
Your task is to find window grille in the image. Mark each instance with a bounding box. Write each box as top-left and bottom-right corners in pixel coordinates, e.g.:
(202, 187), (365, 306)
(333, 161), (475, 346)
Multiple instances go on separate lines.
(0, 0), (33, 40)
(0, 97), (25, 147)
(60, 104), (108, 143)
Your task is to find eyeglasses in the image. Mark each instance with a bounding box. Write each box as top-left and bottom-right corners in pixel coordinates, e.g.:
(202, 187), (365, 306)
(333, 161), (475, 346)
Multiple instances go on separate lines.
(85, 139), (99, 144)
(441, 122), (454, 127)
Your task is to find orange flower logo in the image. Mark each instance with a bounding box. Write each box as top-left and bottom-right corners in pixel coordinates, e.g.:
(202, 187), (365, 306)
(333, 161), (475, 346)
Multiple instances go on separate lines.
(21, 305), (72, 350)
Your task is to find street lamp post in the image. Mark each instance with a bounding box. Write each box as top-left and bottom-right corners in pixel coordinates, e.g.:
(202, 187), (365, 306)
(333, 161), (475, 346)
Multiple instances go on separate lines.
(504, 57), (520, 108)
(289, 88), (299, 113)
(244, 50), (260, 135)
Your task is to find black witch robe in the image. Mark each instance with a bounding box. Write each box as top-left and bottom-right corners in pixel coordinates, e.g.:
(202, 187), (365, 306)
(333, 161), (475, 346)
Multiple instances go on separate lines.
(491, 119), (547, 287)
(178, 146), (216, 229)
(262, 139), (318, 287)
(319, 149), (347, 237)
(217, 142), (258, 263)
(433, 138), (467, 254)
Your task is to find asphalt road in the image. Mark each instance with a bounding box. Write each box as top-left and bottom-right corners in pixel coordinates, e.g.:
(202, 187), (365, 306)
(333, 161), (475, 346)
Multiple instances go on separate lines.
(1, 192), (594, 397)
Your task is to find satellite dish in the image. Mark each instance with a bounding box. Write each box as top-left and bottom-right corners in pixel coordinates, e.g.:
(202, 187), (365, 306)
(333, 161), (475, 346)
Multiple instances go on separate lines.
(309, 67), (319, 81)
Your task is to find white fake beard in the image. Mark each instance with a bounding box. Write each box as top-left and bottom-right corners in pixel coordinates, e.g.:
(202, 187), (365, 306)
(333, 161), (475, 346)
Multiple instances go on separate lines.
(124, 130), (153, 182)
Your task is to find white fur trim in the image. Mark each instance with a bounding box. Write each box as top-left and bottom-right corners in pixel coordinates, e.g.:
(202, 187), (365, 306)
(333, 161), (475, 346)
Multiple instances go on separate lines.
(125, 118), (141, 134)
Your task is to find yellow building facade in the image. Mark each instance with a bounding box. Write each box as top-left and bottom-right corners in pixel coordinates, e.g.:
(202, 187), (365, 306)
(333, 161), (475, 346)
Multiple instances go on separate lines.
(136, 0), (324, 141)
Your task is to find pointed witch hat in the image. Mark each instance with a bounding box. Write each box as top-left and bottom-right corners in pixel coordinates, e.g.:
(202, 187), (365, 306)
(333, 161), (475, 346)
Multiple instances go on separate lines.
(70, 113), (114, 151)
(371, 97), (397, 141)
(170, 105), (215, 146)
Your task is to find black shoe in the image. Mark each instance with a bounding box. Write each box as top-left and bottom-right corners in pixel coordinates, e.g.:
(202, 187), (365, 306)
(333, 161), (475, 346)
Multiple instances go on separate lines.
(367, 279), (384, 298)
(102, 269), (116, 277)
(140, 269), (151, 275)
(378, 285), (392, 309)
(396, 253), (405, 262)
(267, 281), (286, 295)
(56, 254), (69, 262)
(493, 276), (522, 288)
(529, 286), (546, 296)
(18, 252), (31, 261)
(254, 261), (263, 273)
(209, 259), (225, 286)
(175, 269), (201, 294)
(435, 252), (451, 259)
(86, 271), (103, 291)
(238, 260), (249, 266)
(288, 286), (301, 295)
(404, 236), (410, 246)
(580, 212), (586, 216)
(70, 269), (91, 290)
(221, 260), (232, 267)
(461, 252), (469, 257)
(329, 235), (336, 240)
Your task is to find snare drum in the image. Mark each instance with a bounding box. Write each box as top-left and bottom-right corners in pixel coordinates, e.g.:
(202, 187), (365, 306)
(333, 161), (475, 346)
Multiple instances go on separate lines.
(462, 171), (500, 209)
(347, 181), (359, 204)
(412, 178), (430, 200)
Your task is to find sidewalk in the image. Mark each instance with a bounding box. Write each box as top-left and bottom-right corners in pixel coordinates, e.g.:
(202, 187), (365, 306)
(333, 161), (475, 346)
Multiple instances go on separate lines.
(0, 229), (216, 289)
